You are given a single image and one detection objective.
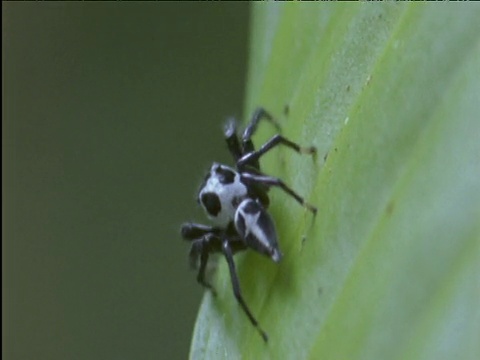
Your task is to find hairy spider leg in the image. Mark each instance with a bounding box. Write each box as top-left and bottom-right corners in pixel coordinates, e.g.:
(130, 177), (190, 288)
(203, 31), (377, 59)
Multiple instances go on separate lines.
(241, 173), (318, 215)
(237, 134), (316, 171)
(222, 239), (269, 343)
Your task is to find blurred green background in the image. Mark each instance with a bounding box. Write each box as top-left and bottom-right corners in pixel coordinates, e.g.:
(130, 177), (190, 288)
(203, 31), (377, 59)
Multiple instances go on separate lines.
(3, 3), (249, 359)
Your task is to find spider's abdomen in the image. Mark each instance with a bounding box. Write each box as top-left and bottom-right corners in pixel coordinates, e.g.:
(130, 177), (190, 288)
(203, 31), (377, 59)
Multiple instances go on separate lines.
(198, 163), (247, 226)
(234, 198), (282, 262)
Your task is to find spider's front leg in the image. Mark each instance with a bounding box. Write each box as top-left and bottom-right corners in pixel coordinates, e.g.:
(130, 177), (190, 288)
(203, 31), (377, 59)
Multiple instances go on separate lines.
(181, 223), (222, 295)
(181, 222), (219, 241)
(190, 235), (220, 296)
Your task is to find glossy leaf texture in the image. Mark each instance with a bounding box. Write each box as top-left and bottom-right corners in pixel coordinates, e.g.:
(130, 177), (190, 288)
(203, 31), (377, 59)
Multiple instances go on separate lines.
(190, 3), (480, 360)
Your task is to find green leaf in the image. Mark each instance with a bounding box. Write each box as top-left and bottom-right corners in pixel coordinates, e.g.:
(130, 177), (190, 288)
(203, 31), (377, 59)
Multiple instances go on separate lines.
(190, 3), (480, 359)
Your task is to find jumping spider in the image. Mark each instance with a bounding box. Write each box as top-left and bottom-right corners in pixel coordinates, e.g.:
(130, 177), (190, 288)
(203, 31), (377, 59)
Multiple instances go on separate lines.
(181, 108), (316, 342)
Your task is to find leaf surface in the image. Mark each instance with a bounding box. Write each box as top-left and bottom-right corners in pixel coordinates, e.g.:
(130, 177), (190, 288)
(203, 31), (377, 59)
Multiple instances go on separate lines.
(190, 4), (480, 359)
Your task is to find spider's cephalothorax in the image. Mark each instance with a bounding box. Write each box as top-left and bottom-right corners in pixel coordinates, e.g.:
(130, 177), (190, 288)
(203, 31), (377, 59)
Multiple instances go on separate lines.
(181, 107), (317, 343)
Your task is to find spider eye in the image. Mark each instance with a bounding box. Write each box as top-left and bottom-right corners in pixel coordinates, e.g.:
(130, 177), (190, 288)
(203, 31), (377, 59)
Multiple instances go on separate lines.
(200, 192), (221, 216)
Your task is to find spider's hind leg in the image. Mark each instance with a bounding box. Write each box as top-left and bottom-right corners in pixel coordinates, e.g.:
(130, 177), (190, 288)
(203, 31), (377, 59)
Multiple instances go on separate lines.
(224, 117), (243, 162)
(230, 107), (280, 173)
(242, 107), (281, 147)
(225, 108), (281, 169)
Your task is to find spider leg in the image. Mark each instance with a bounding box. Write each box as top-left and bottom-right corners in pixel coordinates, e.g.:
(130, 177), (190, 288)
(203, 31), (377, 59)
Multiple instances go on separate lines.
(192, 233), (221, 296)
(225, 108), (281, 167)
(222, 239), (269, 343)
(241, 173), (317, 215)
(224, 118), (243, 162)
(240, 108), (281, 171)
(242, 107), (281, 146)
(237, 134), (316, 170)
(181, 222), (220, 241)
(188, 239), (203, 269)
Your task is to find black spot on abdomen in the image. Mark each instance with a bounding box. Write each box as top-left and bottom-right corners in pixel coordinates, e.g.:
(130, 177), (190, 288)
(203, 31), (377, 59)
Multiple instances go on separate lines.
(197, 172), (211, 203)
(201, 192), (222, 216)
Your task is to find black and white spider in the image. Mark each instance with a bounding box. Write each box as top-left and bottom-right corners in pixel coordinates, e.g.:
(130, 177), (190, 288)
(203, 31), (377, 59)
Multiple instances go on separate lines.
(180, 107), (317, 342)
